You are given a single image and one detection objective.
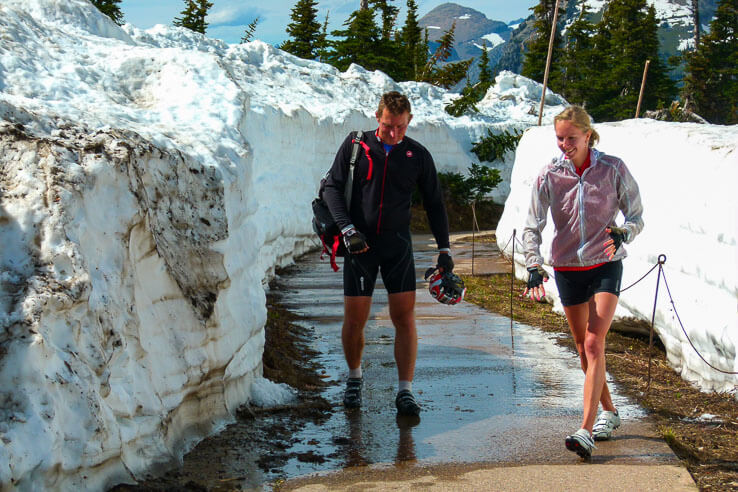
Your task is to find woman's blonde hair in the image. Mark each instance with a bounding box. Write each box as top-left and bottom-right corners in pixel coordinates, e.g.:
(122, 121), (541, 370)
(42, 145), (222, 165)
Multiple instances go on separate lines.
(554, 105), (600, 148)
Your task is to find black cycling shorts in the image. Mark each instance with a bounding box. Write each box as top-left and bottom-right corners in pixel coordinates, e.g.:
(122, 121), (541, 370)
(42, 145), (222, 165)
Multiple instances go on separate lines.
(343, 230), (415, 297)
(553, 260), (623, 307)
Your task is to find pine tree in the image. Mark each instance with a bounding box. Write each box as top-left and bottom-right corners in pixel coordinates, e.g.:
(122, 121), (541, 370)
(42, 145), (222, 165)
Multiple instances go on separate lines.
(419, 23), (473, 89)
(241, 17), (260, 43)
(329, 7), (392, 73)
(315, 11), (331, 62)
(444, 42), (494, 117)
(587, 0), (677, 121)
(691, 0), (700, 47)
(521, 0), (564, 92)
(91, 0), (124, 26)
(558, 2), (596, 106)
(173, 0), (213, 34)
(280, 0), (322, 59)
(370, 0), (399, 39)
(398, 0), (426, 81)
(683, 0), (738, 124)
(478, 41), (493, 85)
(369, 0), (401, 78)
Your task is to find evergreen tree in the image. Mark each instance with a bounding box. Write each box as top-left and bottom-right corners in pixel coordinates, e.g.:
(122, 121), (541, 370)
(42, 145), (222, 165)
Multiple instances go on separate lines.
(478, 41), (493, 85)
(558, 2), (597, 106)
(315, 11), (331, 62)
(398, 0), (426, 81)
(521, 0), (564, 92)
(419, 23), (473, 89)
(91, 0), (124, 26)
(587, 0), (677, 121)
(241, 17), (260, 43)
(369, 0), (401, 78)
(173, 0), (212, 34)
(444, 42), (494, 117)
(370, 0), (399, 39)
(280, 0), (323, 59)
(329, 7), (394, 74)
(691, 0), (701, 46)
(683, 0), (738, 124)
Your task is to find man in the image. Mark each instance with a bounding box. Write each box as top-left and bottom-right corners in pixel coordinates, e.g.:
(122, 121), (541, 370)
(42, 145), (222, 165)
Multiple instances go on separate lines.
(323, 91), (454, 416)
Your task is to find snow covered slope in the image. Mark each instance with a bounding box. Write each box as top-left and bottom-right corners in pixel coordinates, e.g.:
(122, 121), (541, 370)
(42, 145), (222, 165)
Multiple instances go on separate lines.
(0, 0), (564, 488)
(497, 121), (738, 394)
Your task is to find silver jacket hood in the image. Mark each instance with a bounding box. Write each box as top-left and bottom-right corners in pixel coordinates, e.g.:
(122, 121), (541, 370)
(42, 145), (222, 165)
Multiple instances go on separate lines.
(523, 148), (644, 269)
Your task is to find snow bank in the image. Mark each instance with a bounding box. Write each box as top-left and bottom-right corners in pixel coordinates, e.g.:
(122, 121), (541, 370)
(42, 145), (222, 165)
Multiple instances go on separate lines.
(497, 121), (738, 394)
(0, 0), (565, 488)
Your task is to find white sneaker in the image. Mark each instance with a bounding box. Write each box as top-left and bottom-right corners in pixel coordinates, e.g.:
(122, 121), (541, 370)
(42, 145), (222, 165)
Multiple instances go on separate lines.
(592, 410), (621, 441)
(565, 428), (596, 459)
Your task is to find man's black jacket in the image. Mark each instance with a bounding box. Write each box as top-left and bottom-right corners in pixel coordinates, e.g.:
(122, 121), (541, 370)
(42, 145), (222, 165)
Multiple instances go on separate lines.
(323, 129), (450, 249)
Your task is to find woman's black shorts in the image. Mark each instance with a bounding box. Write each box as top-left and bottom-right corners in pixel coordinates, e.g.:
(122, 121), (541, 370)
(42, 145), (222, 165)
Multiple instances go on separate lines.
(343, 230), (415, 297)
(553, 260), (623, 307)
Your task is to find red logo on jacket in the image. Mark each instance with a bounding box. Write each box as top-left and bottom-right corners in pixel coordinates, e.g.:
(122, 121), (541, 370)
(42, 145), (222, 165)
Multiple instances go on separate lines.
(406, 150), (413, 157)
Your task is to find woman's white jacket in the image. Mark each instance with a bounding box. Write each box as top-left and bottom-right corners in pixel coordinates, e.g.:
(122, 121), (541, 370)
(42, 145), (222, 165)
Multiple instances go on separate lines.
(523, 148), (644, 269)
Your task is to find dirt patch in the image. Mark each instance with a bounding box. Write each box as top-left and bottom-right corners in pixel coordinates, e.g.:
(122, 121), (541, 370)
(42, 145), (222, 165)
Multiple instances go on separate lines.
(461, 237), (738, 491)
(411, 201), (503, 234)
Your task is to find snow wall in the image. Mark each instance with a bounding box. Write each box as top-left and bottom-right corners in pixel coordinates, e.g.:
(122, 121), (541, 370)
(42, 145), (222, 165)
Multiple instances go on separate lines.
(497, 121), (738, 395)
(0, 0), (566, 489)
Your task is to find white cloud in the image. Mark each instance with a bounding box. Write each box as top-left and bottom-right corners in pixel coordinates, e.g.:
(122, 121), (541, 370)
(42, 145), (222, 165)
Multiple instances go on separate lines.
(208, 4), (262, 27)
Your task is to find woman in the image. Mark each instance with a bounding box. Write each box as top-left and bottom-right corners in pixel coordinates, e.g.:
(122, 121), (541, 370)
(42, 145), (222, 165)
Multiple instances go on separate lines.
(522, 105), (643, 459)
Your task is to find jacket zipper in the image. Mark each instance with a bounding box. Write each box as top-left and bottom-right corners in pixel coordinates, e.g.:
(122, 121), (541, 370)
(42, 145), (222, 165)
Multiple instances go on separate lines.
(377, 150), (390, 234)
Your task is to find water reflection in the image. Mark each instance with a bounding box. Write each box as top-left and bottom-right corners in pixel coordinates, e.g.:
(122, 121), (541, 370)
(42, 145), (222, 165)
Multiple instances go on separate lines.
(395, 415), (420, 464)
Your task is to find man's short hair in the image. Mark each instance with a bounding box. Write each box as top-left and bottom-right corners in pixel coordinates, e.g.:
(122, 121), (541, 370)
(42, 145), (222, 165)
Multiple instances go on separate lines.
(377, 91), (411, 116)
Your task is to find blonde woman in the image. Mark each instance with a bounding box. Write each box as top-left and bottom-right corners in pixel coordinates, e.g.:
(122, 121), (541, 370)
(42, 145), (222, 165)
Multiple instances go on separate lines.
(522, 106), (644, 458)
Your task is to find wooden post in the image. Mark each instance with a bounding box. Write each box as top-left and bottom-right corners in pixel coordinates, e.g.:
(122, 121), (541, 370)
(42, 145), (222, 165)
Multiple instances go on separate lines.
(635, 59), (651, 118)
(538, 0), (561, 126)
(471, 201), (476, 276)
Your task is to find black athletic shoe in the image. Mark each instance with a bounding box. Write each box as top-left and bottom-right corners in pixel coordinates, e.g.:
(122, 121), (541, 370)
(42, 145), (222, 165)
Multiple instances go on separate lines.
(343, 377), (363, 408)
(395, 389), (421, 416)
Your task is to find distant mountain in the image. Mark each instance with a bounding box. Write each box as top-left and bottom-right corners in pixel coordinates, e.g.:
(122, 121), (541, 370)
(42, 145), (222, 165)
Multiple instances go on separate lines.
(419, 3), (511, 67)
(419, 0), (722, 87)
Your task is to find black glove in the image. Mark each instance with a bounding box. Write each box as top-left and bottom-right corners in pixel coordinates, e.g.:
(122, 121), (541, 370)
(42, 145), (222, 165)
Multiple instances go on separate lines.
(343, 228), (368, 254)
(527, 266), (549, 290)
(608, 226), (628, 251)
(437, 253), (454, 273)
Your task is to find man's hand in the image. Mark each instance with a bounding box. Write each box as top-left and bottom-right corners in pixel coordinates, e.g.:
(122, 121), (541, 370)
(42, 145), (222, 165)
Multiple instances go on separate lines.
(437, 252), (454, 273)
(523, 265), (549, 301)
(343, 228), (369, 254)
(604, 226), (627, 260)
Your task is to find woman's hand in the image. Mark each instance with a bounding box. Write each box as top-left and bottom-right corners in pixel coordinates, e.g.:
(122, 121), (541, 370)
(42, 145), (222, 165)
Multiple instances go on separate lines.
(604, 227), (627, 260)
(523, 265), (549, 301)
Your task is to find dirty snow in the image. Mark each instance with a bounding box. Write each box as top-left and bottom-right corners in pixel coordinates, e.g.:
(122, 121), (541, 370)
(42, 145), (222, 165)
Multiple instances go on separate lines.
(0, 0), (566, 488)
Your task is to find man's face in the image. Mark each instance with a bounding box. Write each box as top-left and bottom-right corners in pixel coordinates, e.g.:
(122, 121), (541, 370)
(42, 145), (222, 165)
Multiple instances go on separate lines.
(376, 108), (412, 145)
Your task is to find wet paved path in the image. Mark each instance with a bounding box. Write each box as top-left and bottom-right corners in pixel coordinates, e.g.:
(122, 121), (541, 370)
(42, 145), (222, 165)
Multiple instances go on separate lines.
(149, 233), (695, 491)
(271, 234), (694, 489)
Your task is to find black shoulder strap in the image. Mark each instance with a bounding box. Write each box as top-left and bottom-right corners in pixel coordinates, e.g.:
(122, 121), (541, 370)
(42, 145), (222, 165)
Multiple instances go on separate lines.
(349, 130), (363, 166)
(345, 130), (362, 208)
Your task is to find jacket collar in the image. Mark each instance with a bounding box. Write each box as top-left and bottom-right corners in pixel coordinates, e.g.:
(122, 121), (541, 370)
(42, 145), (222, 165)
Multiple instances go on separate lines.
(555, 148), (601, 173)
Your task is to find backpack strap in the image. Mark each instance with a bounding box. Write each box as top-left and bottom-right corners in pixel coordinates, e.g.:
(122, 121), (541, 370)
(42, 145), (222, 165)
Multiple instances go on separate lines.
(345, 130), (362, 209)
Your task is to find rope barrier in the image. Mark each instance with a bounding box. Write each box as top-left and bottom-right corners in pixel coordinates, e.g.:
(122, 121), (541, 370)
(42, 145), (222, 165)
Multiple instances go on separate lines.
(497, 231), (737, 380)
(660, 269), (738, 376)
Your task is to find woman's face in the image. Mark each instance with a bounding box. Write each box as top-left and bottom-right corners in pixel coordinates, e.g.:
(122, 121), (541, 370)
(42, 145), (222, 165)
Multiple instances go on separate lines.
(555, 120), (591, 167)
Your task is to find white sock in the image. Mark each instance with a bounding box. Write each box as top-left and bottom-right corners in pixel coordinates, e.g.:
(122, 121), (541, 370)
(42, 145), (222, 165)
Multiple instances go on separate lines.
(349, 367), (362, 379)
(399, 380), (412, 392)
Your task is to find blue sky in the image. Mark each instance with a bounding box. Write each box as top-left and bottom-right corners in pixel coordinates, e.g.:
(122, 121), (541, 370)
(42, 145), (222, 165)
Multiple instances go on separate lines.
(119, 0), (537, 46)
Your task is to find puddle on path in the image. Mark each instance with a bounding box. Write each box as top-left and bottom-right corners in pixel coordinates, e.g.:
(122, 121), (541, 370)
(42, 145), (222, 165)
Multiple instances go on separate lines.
(130, 237), (649, 491)
(257, 238), (644, 482)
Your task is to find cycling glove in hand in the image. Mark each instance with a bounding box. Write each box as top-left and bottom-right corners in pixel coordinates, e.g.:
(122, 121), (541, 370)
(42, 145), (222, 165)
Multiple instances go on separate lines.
(343, 228), (369, 254)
